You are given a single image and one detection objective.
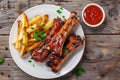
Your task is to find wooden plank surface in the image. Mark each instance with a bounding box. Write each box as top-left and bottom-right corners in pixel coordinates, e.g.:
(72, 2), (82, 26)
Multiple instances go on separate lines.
(0, 0), (120, 80)
(0, 0), (120, 35)
(0, 55), (120, 80)
(0, 35), (120, 80)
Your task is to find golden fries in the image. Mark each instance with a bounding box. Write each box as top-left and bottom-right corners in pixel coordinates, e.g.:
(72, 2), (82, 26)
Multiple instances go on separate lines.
(12, 41), (16, 45)
(41, 15), (49, 26)
(29, 38), (37, 42)
(29, 15), (42, 26)
(15, 20), (22, 50)
(27, 41), (41, 51)
(44, 19), (54, 31)
(27, 24), (38, 34)
(22, 13), (29, 28)
(20, 27), (28, 57)
(28, 41), (37, 46)
(13, 13), (54, 57)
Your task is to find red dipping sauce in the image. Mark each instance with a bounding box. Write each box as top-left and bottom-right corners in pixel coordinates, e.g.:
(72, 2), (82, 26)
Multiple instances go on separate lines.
(83, 5), (103, 25)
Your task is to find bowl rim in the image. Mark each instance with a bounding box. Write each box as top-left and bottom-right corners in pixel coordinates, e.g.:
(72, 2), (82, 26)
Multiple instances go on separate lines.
(82, 3), (105, 27)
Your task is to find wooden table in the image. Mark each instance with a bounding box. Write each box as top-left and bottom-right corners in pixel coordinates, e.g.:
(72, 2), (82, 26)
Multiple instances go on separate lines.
(0, 0), (120, 80)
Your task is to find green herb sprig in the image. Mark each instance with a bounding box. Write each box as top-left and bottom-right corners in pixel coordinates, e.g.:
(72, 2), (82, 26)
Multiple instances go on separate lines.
(75, 67), (85, 76)
(30, 27), (34, 30)
(56, 7), (65, 19)
(64, 48), (69, 54)
(22, 42), (26, 46)
(24, 51), (28, 54)
(56, 9), (62, 14)
(28, 59), (35, 68)
(41, 24), (46, 27)
(0, 58), (5, 64)
(33, 29), (47, 40)
(28, 59), (32, 63)
(33, 64), (35, 67)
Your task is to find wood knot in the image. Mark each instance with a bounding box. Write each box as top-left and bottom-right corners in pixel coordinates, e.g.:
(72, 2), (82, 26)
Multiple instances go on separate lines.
(108, 4), (119, 17)
(8, 74), (10, 77)
(5, 47), (8, 50)
(0, 0), (3, 2)
(100, 73), (105, 78)
(55, 0), (68, 2)
(0, 72), (4, 75)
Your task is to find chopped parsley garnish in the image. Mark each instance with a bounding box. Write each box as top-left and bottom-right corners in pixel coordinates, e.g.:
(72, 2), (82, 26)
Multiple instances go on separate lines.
(64, 48), (69, 54)
(33, 64), (35, 67)
(75, 67), (85, 76)
(28, 59), (32, 63)
(27, 32), (29, 35)
(24, 51), (27, 54)
(33, 29), (47, 40)
(28, 59), (35, 67)
(0, 58), (4, 64)
(62, 15), (65, 19)
(40, 33), (47, 38)
(41, 24), (46, 27)
(30, 27), (34, 30)
(57, 16), (60, 18)
(56, 9), (62, 14)
(60, 7), (63, 10)
(56, 7), (66, 19)
(40, 29), (45, 33)
(22, 42), (26, 46)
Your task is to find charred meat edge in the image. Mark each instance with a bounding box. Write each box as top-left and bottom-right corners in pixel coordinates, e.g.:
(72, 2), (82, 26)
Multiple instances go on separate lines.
(31, 18), (64, 62)
(34, 11), (79, 62)
(46, 33), (84, 72)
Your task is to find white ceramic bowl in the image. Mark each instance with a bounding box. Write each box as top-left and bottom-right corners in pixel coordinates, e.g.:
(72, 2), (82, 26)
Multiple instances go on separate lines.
(82, 3), (105, 27)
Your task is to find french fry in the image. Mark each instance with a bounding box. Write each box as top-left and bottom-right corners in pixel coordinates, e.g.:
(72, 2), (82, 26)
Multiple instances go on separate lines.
(30, 32), (34, 39)
(13, 13), (55, 57)
(18, 25), (23, 40)
(15, 40), (22, 51)
(17, 21), (22, 35)
(27, 41), (41, 51)
(22, 13), (29, 28)
(20, 27), (28, 57)
(28, 41), (37, 47)
(41, 14), (49, 26)
(27, 24), (37, 34)
(18, 13), (29, 40)
(12, 41), (16, 45)
(27, 24), (43, 34)
(15, 20), (23, 50)
(43, 19), (54, 31)
(29, 15), (42, 26)
(35, 25), (42, 31)
(29, 38), (37, 42)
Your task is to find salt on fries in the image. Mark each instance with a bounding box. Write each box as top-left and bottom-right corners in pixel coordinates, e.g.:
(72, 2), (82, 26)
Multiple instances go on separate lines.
(13, 13), (54, 57)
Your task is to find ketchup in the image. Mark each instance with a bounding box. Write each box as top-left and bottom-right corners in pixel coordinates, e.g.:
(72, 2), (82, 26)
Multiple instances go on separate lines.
(83, 5), (103, 25)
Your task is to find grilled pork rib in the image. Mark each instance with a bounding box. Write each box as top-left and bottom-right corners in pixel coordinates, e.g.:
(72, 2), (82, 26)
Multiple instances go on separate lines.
(31, 18), (64, 62)
(45, 11), (79, 56)
(46, 33), (84, 72)
(31, 11), (80, 62)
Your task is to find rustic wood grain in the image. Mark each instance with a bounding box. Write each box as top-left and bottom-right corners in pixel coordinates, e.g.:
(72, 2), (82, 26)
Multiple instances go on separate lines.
(45, 0), (120, 35)
(0, 0), (120, 35)
(0, 57), (120, 80)
(0, 0), (120, 80)
(0, 35), (120, 80)
(0, 35), (120, 59)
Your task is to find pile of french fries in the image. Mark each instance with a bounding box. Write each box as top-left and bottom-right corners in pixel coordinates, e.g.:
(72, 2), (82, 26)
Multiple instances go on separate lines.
(13, 13), (54, 57)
